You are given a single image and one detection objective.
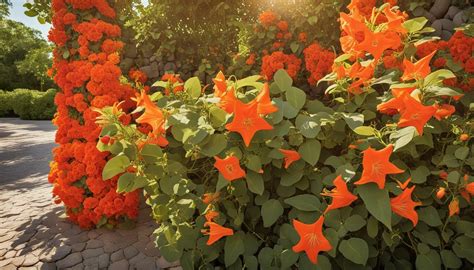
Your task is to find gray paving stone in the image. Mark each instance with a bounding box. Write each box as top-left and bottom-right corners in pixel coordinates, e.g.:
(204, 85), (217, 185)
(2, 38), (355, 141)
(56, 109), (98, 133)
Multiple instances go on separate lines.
(134, 256), (156, 270)
(124, 246), (139, 259)
(72, 242), (86, 252)
(56, 252), (82, 269)
(98, 253), (109, 268)
(110, 250), (124, 262)
(82, 248), (103, 259)
(86, 239), (102, 249)
(22, 253), (39, 266)
(108, 259), (128, 270)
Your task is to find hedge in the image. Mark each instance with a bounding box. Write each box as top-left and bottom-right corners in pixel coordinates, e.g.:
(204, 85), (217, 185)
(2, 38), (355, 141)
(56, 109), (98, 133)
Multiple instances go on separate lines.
(0, 89), (57, 120)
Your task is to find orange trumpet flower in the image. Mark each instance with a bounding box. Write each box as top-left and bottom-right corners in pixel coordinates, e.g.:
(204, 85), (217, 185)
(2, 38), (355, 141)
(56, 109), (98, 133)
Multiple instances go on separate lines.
(390, 186), (422, 226)
(401, 50), (436, 81)
(214, 156), (246, 181)
(279, 149), (301, 169)
(321, 175), (358, 213)
(355, 144), (404, 189)
(398, 95), (436, 135)
(253, 83), (278, 115)
(225, 100), (273, 147)
(292, 216), (332, 264)
(203, 222), (234, 245)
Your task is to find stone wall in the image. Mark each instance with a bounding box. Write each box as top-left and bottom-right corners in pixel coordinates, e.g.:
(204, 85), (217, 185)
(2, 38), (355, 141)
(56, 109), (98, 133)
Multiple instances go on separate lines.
(412, 0), (471, 40)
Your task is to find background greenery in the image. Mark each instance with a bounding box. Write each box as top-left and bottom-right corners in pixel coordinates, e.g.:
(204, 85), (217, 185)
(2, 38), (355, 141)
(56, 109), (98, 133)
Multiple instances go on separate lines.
(0, 3), (54, 91)
(0, 88), (57, 119)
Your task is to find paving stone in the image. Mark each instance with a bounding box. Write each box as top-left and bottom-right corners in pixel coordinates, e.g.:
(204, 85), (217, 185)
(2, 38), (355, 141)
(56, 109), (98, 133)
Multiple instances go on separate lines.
(98, 253), (109, 268)
(18, 266), (37, 270)
(11, 255), (26, 266)
(134, 256), (156, 270)
(110, 250), (124, 262)
(83, 256), (99, 268)
(56, 252), (82, 269)
(35, 261), (57, 270)
(2, 264), (17, 270)
(86, 239), (102, 249)
(4, 250), (16, 259)
(144, 241), (160, 257)
(87, 231), (99, 240)
(22, 253), (39, 266)
(108, 259), (128, 270)
(124, 246), (139, 259)
(69, 263), (84, 270)
(82, 248), (103, 259)
(0, 258), (13, 267)
(41, 245), (71, 262)
(72, 242), (86, 252)
(0, 248), (7, 257)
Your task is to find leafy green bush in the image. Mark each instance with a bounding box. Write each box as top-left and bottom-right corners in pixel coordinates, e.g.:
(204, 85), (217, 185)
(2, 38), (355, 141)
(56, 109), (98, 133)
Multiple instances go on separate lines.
(0, 89), (57, 120)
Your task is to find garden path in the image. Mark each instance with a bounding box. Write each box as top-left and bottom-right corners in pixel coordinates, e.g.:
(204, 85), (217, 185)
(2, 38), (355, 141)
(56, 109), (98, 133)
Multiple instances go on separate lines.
(0, 118), (179, 270)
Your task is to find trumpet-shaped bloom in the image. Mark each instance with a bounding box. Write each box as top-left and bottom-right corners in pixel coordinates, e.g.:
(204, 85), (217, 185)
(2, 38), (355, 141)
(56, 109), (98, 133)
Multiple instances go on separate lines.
(204, 222), (234, 245)
(433, 104), (456, 120)
(390, 186), (422, 226)
(398, 95), (437, 135)
(218, 87), (238, 114)
(213, 71), (227, 97)
(401, 50), (436, 81)
(214, 156), (246, 181)
(321, 175), (358, 213)
(225, 100), (273, 147)
(292, 216), (332, 264)
(279, 149), (301, 169)
(253, 83), (278, 115)
(136, 93), (166, 137)
(356, 29), (402, 60)
(355, 144), (404, 189)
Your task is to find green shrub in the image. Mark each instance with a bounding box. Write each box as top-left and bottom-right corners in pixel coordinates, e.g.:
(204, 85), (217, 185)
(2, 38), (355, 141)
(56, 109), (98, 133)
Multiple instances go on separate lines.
(0, 90), (14, 117)
(0, 89), (57, 120)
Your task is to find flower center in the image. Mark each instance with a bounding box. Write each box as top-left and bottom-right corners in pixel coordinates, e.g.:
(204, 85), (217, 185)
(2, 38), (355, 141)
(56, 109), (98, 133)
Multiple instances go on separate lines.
(371, 162), (383, 176)
(225, 164), (234, 173)
(243, 118), (253, 128)
(305, 233), (320, 248)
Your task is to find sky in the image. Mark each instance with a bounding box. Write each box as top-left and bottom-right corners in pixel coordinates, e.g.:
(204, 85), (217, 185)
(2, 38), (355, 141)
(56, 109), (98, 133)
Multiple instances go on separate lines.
(8, 0), (51, 40)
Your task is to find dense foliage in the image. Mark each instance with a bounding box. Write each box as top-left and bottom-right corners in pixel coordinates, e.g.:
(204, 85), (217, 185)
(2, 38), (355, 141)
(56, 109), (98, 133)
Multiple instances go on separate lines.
(0, 89), (56, 119)
(95, 1), (474, 268)
(47, 0), (141, 229)
(0, 4), (54, 90)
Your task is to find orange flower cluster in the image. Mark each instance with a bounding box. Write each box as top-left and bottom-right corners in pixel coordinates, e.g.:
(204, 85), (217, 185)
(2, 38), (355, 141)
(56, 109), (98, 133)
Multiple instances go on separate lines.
(303, 43), (335, 85)
(48, 0), (139, 228)
(261, 51), (301, 80)
(129, 68), (148, 84)
(258, 10), (278, 28)
(161, 73), (184, 95)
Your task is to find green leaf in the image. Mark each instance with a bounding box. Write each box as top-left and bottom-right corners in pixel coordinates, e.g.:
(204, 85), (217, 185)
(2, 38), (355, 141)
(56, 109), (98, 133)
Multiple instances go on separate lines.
(344, 215), (367, 232)
(274, 69), (293, 91)
(424, 69), (456, 87)
(246, 171), (264, 195)
(367, 216), (379, 238)
(290, 42), (299, 53)
(225, 234), (245, 267)
(200, 134), (227, 157)
(338, 238), (369, 265)
(342, 113), (364, 130)
(390, 126), (417, 151)
(261, 199), (284, 227)
(440, 250), (462, 269)
(281, 170), (304, 186)
(117, 173), (134, 193)
(209, 105), (227, 127)
(284, 194), (320, 211)
(141, 144), (163, 158)
(416, 250), (441, 270)
(403, 17), (428, 33)
(102, 155), (130, 180)
(454, 146), (469, 160)
(426, 86), (463, 97)
(295, 114), (321, 138)
(285, 87), (306, 111)
(299, 139), (321, 166)
(447, 171), (460, 184)
(419, 206), (443, 227)
(281, 249), (299, 269)
(184, 77), (201, 99)
(411, 166), (430, 184)
(357, 184), (392, 230)
(354, 126), (377, 136)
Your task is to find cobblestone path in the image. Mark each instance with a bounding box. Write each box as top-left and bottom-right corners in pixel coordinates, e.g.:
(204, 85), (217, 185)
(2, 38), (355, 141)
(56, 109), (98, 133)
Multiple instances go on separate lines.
(0, 118), (179, 270)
